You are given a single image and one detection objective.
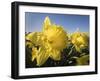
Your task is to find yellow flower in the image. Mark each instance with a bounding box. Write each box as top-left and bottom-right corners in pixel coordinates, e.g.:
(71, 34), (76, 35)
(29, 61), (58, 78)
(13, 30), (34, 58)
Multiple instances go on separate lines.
(43, 17), (68, 61)
(71, 31), (89, 52)
(76, 55), (89, 65)
(31, 16), (68, 66)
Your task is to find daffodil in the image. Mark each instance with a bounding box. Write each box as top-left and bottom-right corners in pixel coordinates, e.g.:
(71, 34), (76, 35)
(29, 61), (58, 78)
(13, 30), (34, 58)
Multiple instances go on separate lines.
(75, 55), (89, 65)
(26, 32), (46, 46)
(71, 31), (89, 52)
(43, 17), (68, 60)
(29, 16), (68, 66)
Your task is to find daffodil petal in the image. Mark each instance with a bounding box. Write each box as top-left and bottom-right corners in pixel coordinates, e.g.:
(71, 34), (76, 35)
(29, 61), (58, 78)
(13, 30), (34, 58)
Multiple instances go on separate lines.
(76, 55), (89, 65)
(31, 47), (37, 61)
(49, 50), (61, 61)
(43, 16), (51, 31)
(75, 46), (81, 52)
(36, 47), (49, 66)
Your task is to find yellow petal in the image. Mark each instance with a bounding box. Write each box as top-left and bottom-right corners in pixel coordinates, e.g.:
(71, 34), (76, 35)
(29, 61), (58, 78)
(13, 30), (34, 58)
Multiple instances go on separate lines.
(75, 46), (81, 52)
(76, 55), (89, 65)
(36, 47), (49, 66)
(26, 32), (39, 46)
(43, 16), (51, 31)
(26, 32), (36, 41)
(32, 47), (37, 61)
(49, 49), (61, 61)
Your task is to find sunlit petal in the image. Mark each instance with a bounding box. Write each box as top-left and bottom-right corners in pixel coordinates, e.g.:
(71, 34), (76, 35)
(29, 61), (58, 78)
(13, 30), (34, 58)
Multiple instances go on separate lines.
(36, 47), (49, 66)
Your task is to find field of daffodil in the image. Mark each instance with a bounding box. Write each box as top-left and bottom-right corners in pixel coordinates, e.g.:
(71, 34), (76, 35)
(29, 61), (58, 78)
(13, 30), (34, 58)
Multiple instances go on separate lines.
(25, 16), (89, 68)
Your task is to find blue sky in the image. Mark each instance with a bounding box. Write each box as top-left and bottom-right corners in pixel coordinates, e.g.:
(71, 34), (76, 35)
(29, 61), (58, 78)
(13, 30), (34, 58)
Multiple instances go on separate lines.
(25, 12), (89, 33)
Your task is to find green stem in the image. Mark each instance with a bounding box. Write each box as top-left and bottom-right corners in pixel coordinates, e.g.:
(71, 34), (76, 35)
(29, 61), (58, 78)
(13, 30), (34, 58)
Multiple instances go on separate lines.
(68, 45), (74, 56)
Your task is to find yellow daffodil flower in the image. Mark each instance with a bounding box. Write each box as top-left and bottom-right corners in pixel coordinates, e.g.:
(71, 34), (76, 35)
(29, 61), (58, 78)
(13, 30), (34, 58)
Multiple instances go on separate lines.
(71, 31), (89, 52)
(28, 16), (68, 66)
(76, 55), (89, 65)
